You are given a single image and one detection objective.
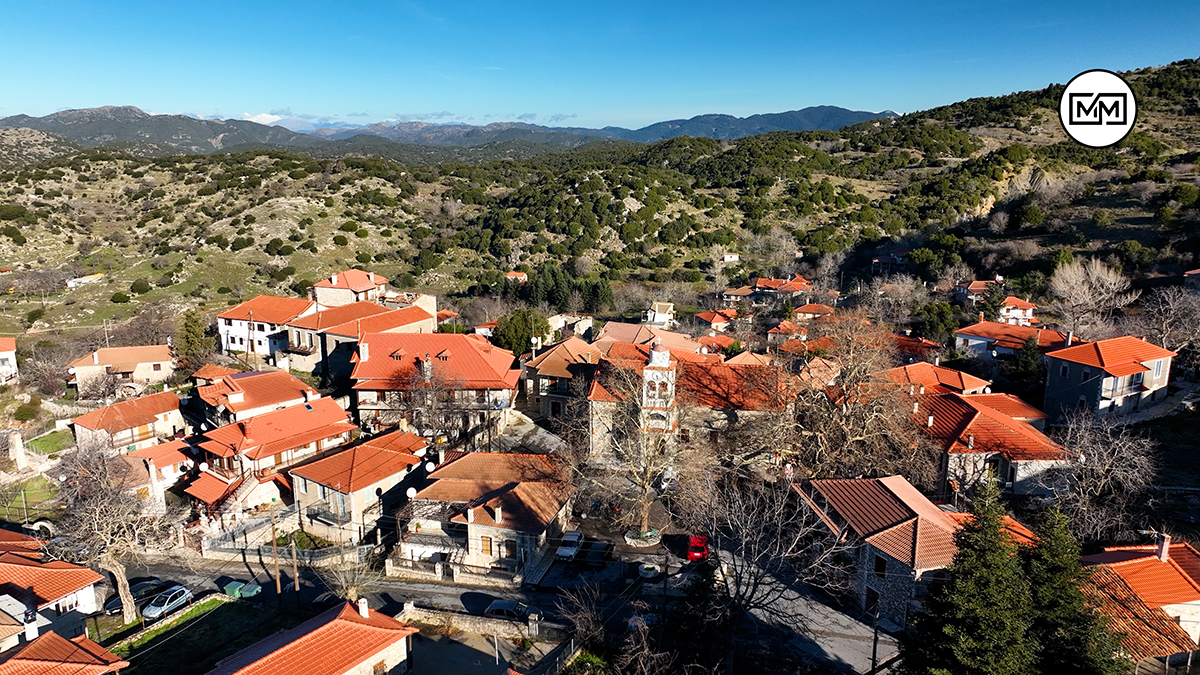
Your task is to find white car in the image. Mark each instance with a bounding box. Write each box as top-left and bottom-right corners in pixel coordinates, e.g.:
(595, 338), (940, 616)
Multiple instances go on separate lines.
(556, 530), (583, 560)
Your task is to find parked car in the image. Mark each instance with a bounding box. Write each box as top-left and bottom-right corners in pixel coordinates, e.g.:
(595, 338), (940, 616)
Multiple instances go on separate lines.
(484, 599), (539, 621)
(311, 591), (343, 611)
(142, 585), (193, 622)
(104, 578), (163, 615)
(627, 613), (659, 631)
(556, 530), (583, 560)
(687, 535), (709, 562)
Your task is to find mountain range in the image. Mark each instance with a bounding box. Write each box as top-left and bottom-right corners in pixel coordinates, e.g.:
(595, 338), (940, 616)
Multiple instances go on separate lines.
(0, 105), (896, 160)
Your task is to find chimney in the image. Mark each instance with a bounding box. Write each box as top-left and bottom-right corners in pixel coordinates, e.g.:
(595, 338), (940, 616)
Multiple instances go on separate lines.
(934, 355), (940, 366)
(421, 355), (432, 382)
(359, 342), (369, 362)
(493, 504), (502, 523)
(927, 415), (934, 428)
(368, 271), (375, 283)
(466, 507), (474, 523)
(913, 401), (919, 413)
(304, 389), (317, 402)
(227, 391), (244, 404)
(92, 351), (99, 365)
(1158, 533), (1172, 562)
(357, 597), (369, 618)
(967, 434), (975, 450)
(9, 430), (25, 472)
(330, 273), (338, 285)
(22, 603), (37, 641)
(919, 385), (925, 395)
(1066, 331), (1074, 347)
(909, 384), (915, 396)
(978, 312), (984, 323)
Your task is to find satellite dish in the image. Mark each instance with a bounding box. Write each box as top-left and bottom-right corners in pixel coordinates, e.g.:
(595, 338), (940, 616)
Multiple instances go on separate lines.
(406, 487), (418, 499)
(425, 462), (436, 472)
(199, 462), (210, 472)
(984, 386), (992, 393)
(200, 423), (208, 431)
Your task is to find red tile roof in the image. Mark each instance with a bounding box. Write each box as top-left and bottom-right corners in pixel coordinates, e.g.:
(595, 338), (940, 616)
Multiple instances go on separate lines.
(725, 351), (775, 366)
(767, 320), (806, 337)
(197, 397), (356, 461)
(128, 439), (193, 472)
(1002, 296), (1037, 310)
(1082, 565), (1197, 661)
(287, 302), (392, 331)
(0, 530), (40, 553)
(218, 295), (316, 324)
(0, 552), (102, 609)
(184, 471), (239, 504)
(886, 362), (991, 395)
(695, 309), (737, 325)
(795, 303), (834, 317)
(917, 392), (1062, 461)
(959, 279), (996, 294)
(753, 274), (812, 293)
(310, 269), (388, 292)
(71, 391), (180, 433)
(524, 337), (603, 379)
(197, 370), (318, 414)
(1048, 335), (1176, 375)
(290, 431), (426, 492)
(191, 363), (241, 381)
(351, 333), (521, 391)
(208, 602), (417, 675)
(595, 322), (702, 352)
(68, 344), (172, 370)
(892, 334), (941, 356)
(323, 306), (435, 338)
(678, 362), (794, 411)
(963, 393), (1047, 420)
(697, 334), (736, 353)
(955, 321), (1077, 352)
(0, 631), (128, 675)
(0, 338), (14, 353)
(436, 309), (459, 323)
(1083, 543), (1200, 608)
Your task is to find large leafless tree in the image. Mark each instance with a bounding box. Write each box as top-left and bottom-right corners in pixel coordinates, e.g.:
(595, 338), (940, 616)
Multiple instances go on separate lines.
(1049, 258), (1139, 333)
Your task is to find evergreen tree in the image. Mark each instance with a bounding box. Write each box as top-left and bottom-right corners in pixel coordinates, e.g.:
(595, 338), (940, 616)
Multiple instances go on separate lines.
(978, 282), (1008, 322)
(1026, 508), (1127, 675)
(492, 307), (550, 355)
(175, 309), (213, 369)
(998, 336), (1046, 405)
(900, 479), (1035, 675)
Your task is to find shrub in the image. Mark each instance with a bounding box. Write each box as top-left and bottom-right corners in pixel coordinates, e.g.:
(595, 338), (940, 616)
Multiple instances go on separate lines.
(355, 229), (369, 238)
(339, 221), (359, 232)
(111, 292), (131, 304)
(356, 252), (372, 264)
(130, 279), (152, 294)
(230, 236), (255, 251)
(333, 235), (348, 246)
(216, 286), (232, 295)
(25, 309), (44, 324)
(13, 404), (38, 422)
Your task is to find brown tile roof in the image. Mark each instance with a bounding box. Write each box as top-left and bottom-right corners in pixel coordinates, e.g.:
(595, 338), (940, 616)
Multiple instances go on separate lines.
(725, 351), (775, 366)
(310, 269), (388, 292)
(886, 362), (991, 395)
(1082, 566), (1198, 662)
(767, 320), (806, 337)
(323, 306), (435, 338)
(191, 363), (241, 381)
(207, 601), (417, 675)
(351, 333), (521, 391)
(197, 370), (318, 414)
(524, 337), (603, 379)
(217, 295), (316, 324)
(916, 393), (1063, 461)
(795, 303), (835, 317)
(959, 279), (996, 294)
(1082, 543), (1200, 608)
(71, 391), (180, 434)
(417, 452), (572, 534)
(0, 552), (102, 609)
(723, 286), (753, 297)
(287, 302), (392, 331)
(0, 530), (40, 554)
(955, 321), (1077, 352)
(595, 322), (701, 352)
(0, 631), (128, 675)
(290, 431), (426, 492)
(697, 334), (736, 353)
(892, 334), (942, 356)
(677, 362), (794, 411)
(68, 344), (172, 370)
(1048, 335), (1176, 375)
(197, 397), (356, 461)
(753, 274), (812, 293)
(963, 393), (1047, 420)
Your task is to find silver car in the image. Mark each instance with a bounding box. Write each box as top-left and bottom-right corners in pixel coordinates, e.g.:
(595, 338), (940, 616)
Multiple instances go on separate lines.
(141, 585), (193, 622)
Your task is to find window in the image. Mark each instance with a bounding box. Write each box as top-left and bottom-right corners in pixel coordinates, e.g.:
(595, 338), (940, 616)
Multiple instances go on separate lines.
(480, 536), (493, 556)
(505, 540), (517, 558)
(152, 363), (162, 372)
(865, 588), (880, 616)
(1081, 368), (1089, 383)
(874, 554), (887, 579)
(1131, 371), (1144, 387)
(223, 319), (232, 326)
(299, 478), (307, 495)
(1155, 359), (1164, 378)
(256, 323), (266, 332)
(1060, 363), (1070, 379)
(373, 661), (387, 675)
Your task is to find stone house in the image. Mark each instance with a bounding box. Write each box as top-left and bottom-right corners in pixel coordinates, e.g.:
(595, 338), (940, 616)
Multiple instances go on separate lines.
(307, 269), (389, 307)
(67, 344), (174, 398)
(217, 295), (318, 362)
(1043, 335), (1176, 423)
(1081, 556), (1198, 669)
(522, 337), (603, 419)
(70, 391), (184, 452)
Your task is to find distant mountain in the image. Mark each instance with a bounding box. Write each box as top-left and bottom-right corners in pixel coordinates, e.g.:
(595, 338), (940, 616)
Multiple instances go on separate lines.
(612, 106), (897, 142)
(0, 127), (80, 168)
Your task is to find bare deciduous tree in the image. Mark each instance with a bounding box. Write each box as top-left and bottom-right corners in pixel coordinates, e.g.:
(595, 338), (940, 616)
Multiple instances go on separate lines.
(1042, 412), (1156, 541)
(1126, 286), (1200, 354)
(1049, 258), (1139, 333)
(314, 555), (383, 602)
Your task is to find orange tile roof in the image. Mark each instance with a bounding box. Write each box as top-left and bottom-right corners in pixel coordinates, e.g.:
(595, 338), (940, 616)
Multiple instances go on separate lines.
(595, 322), (702, 352)
(191, 363), (241, 381)
(697, 334), (736, 352)
(943, 512), (1038, 547)
(310, 269), (388, 292)
(886, 362), (991, 395)
(1048, 335), (1176, 374)
(767, 320), (806, 337)
(1083, 543), (1200, 608)
(586, 380), (621, 403)
(417, 452), (572, 534)
(436, 309), (459, 323)
(695, 309), (737, 325)
(0, 552), (102, 609)
(128, 439), (193, 472)
(1002, 296), (1037, 310)
(723, 286), (753, 297)
(753, 274), (812, 293)
(959, 279), (996, 294)
(524, 337), (603, 379)
(955, 321), (1077, 352)
(184, 471), (239, 504)
(217, 295), (316, 324)
(197, 397), (356, 461)
(892, 334), (941, 356)
(963, 393), (1047, 420)
(0, 530), (40, 553)
(290, 431), (426, 492)
(1082, 565), (1197, 661)
(725, 351), (774, 366)
(351, 333), (521, 391)
(71, 391), (180, 434)
(287, 301), (392, 331)
(0, 339), (15, 353)
(0, 631), (128, 675)
(323, 306), (434, 338)
(506, 271), (528, 281)
(678, 362), (794, 411)
(197, 370), (318, 414)
(68, 344), (172, 370)
(917, 392), (1063, 461)
(208, 602), (417, 675)
(795, 303), (835, 316)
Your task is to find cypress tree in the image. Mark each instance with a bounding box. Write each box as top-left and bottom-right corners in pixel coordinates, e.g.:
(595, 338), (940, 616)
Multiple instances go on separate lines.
(1026, 508), (1127, 675)
(900, 479), (1036, 675)
(175, 309), (213, 369)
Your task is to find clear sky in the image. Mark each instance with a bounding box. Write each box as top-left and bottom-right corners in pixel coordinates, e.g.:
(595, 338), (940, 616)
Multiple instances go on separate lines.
(1, 1), (1197, 130)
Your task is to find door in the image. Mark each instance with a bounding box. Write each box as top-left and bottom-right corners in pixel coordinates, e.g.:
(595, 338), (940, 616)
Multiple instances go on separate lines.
(504, 540), (517, 559)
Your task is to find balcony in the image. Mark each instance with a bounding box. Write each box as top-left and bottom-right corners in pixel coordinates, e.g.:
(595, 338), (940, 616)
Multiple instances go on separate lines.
(285, 342), (317, 356)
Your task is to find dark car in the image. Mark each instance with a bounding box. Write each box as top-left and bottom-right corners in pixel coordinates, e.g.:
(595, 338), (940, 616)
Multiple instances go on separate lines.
(104, 578), (164, 616)
(484, 599), (539, 621)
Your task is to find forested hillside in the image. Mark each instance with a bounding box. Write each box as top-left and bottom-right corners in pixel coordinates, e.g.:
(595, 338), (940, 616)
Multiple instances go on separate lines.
(0, 59), (1198, 337)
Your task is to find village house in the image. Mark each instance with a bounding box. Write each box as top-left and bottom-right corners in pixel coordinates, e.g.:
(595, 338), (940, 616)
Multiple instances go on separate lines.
(290, 430), (429, 545)
(721, 285), (754, 306)
(185, 397), (357, 519)
(120, 439), (194, 513)
(313, 306), (438, 381)
(206, 600), (418, 675)
(547, 313), (594, 340)
(283, 302), (395, 374)
(505, 271), (529, 284)
(71, 391), (185, 452)
(997, 296), (1038, 326)
(885, 362), (991, 395)
(952, 278), (1000, 306)
(1043, 335), (1176, 423)
(350, 333), (522, 443)
(217, 295), (318, 363)
(594, 322), (702, 353)
(1083, 537), (1200, 643)
(194, 370), (320, 429)
(307, 269), (389, 307)
(0, 339), (16, 386)
(67, 344), (174, 398)
(399, 452), (573, 573)
(796, 475), (1035, 631)
(697, 333), (737, 355)
(522, 337), (603, 419)
(954, 321), (1077, 361)
(190, 363), (241, 387)
(793, 303), (834, 322)
(436, 309), (459, 326)
(766, 320), (806, 347)
(751, 274), (813, 304)
(915, 392), (1063, 495)
(643, 301), (676, 329)
(0, 544), (103, 649)
(694, 309), (738, 333)
(474, 321), (497, 338)
(869, 247), (911, 275)
(0, 630), (128, 675)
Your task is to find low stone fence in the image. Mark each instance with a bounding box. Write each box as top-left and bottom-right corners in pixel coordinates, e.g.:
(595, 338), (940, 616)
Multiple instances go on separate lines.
(108, 593), (237, 651)
(396, 601), (567, 641)
(385, 557), (445, 581)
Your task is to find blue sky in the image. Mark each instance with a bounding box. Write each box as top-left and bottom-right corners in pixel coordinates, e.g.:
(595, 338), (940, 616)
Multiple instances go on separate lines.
(1, 1), (1197, 129)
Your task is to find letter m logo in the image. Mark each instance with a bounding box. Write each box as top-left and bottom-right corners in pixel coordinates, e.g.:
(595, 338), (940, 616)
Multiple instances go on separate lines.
(1069, 93), (1127, 125)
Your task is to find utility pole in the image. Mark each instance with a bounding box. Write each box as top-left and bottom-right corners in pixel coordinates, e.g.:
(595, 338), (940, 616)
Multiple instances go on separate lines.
(870, 611), (880, 673)
(20, 489), (27, 524)
(270, 505), (281, 596)
(291, 534), (299, 602)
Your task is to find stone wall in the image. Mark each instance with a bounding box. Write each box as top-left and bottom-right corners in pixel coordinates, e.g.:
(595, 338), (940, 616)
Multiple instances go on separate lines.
(396, 602), (566, 641)
(855, 543), (918, 631)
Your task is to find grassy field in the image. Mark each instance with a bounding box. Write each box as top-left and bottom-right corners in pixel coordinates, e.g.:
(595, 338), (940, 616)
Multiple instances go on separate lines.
(112, 598), (308, 675)
(25, 429), (72, 455)
(0, 475), (59, 523)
